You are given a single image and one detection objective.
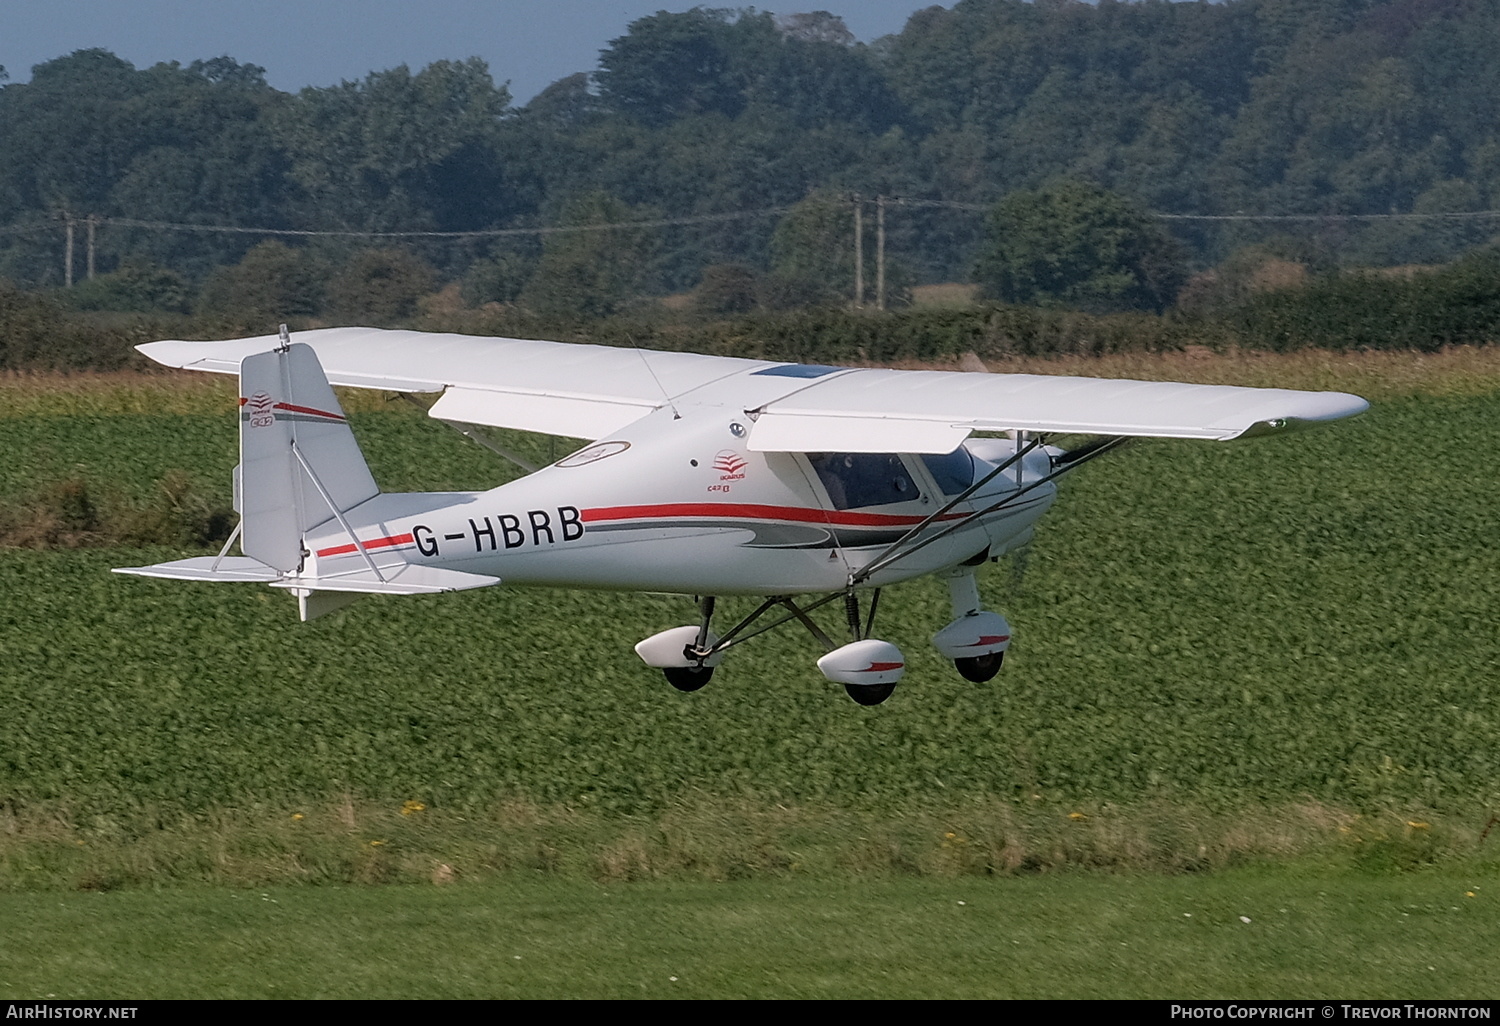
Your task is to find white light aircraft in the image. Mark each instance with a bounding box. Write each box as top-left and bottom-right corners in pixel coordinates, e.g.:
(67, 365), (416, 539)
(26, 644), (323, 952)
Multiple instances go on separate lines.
(117, 326), (1368, 705)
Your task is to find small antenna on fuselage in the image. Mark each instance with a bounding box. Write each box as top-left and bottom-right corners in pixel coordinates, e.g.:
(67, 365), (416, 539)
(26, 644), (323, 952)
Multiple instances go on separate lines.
(276, 323), (291, 353)
(626, 333), (681, 420)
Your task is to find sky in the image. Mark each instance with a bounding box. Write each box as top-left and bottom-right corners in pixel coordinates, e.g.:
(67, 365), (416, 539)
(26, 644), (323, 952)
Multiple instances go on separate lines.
(1, 1), (938, 104)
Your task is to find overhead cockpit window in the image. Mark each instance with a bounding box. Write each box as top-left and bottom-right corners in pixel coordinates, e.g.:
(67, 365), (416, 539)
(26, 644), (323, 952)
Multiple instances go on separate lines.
(920, 447), (975, 496)
(807, 453), (916, 510)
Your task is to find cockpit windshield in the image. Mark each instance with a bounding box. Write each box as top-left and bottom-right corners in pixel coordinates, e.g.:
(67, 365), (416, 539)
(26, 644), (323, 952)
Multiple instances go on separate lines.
(920, 447), (975, 496)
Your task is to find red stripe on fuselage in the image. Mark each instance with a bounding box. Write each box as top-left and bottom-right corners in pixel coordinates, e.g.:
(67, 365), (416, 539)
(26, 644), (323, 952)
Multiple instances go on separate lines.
(581, 503), (967, 528)
(315, 533), (414, 557)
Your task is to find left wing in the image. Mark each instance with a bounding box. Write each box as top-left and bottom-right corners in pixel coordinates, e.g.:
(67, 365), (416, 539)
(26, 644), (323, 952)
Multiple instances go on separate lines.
(138, 327), (771, 439)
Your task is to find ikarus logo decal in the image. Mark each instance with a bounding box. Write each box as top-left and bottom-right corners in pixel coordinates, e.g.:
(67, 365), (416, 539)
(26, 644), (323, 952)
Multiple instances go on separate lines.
(708, 450), (748, 493)
(244, 392), (275, 428)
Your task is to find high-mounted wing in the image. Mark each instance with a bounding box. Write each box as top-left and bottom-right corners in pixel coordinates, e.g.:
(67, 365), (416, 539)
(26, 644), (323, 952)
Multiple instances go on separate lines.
(743, 368), (1369, 452)
(138, 327), (771, 440)
(137, 327), (1369, 450)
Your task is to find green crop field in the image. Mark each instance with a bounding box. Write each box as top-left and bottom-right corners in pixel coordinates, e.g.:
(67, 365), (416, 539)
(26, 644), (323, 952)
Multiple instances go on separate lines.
(0, 357), (1498, 891)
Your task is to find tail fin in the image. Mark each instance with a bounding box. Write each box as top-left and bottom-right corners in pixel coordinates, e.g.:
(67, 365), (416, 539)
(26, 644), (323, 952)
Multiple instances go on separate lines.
(116, 337), (501, 620)
(238, 342), (378, 572)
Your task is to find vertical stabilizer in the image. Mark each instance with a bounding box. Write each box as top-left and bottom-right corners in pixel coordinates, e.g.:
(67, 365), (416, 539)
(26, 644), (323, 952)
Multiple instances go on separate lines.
(239, 342), (379, 571)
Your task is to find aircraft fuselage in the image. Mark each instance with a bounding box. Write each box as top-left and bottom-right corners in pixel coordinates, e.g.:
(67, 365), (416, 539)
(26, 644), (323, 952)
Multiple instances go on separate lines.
(301, 405), (1055, 596)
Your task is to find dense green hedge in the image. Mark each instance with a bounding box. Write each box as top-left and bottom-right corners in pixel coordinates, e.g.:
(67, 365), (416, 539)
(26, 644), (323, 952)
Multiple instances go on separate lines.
(1231, 249), (1500, 353)
(4, 251), (1498, 372)
(0, 282), (197, 372)
(425, 303), (1206, 364)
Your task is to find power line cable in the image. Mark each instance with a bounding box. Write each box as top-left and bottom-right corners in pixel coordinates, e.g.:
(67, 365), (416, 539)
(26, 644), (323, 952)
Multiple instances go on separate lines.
(95, 207), (792, 239)
(9, 203), (1500, 241)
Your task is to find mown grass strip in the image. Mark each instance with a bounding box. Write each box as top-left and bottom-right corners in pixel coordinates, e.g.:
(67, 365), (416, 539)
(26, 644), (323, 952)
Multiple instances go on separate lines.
(0, 871), (1493, 998)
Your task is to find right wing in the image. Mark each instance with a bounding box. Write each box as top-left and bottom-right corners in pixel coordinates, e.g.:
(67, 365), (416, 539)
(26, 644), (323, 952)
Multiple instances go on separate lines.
(744, 369), (1371, 451)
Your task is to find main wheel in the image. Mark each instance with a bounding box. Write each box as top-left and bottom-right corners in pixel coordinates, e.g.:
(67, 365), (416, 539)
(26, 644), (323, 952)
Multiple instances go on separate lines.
(954, 651), (1004, 683)
(663, 665), (714, 692)
(844, 682), (896, 706)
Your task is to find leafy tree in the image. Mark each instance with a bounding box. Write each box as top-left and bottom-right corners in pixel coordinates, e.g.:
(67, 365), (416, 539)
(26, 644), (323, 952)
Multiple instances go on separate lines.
(198, 240), (325, 323)
(460, 251), (534, 307)
(57, 259), (189, 313)
(520, 72), (603, 129)
(0, 50), (149, 218)
(769, 192), (856, 306)
(693, 263), (760, 315)
(275, 59), (512, 233)
(777, 12), (856, 46)
(325, 248), (436, 324)
(520, 192), (658, 318)
(595, 9), (765, 127)
(0, 51), (291, 283)
(974, 180), (1186, 313)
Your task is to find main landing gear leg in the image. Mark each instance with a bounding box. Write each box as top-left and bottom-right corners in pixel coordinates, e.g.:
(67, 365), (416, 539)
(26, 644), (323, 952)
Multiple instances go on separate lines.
(935, 568), (1011, 683)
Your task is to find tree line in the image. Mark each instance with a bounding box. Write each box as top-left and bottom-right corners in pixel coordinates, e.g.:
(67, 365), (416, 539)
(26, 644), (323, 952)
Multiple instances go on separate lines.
(1, 0), (1499, 326)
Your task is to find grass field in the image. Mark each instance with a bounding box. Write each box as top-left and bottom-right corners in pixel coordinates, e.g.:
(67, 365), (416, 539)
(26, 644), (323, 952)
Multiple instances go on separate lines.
(1, 871), (1494, 998)
(3, 359), (1497, 824)
(1, 350), (1497, 997)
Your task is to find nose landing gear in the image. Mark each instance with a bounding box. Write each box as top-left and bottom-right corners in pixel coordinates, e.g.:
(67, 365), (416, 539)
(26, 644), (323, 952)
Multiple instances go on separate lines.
(635, 597), (723, 691)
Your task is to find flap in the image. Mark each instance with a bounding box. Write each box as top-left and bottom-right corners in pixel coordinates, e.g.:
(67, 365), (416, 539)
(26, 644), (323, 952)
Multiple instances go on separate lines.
(427, 386), (654, 441)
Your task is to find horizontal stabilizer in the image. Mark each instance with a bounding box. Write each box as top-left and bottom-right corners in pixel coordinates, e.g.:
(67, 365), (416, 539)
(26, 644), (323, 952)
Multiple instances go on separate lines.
(113, 557), (281, 583)
(268, 564), (500, 595)
(114, 557), (499, 594)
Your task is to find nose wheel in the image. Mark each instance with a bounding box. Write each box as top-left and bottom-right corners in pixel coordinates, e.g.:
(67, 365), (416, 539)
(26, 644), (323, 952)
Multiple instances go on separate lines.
(954, 650), (1004, 683)
(663, 665), (715, 692)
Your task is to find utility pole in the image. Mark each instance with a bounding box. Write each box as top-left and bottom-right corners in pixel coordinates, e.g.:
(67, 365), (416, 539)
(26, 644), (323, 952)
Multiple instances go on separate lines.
(86, 215), (97, 280)
(876, 195), (887, 311)
(63, 212), (74, 288)
(852, 194), (864, 308)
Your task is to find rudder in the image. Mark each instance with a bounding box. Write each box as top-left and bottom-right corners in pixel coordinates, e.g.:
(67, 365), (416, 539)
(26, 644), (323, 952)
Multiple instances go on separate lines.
(238, 341), (378, 571)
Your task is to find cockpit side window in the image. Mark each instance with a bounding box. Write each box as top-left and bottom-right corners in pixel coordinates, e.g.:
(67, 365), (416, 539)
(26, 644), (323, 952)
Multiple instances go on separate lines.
(919, 447), (975, 496)
(807, 453), (917, 510)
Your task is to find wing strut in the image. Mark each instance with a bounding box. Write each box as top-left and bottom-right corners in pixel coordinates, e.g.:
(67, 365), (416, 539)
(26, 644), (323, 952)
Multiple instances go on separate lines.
(850, 436), (1132, 585)
(397, 392), (540, 474)
(857, 434), (1046, 579)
